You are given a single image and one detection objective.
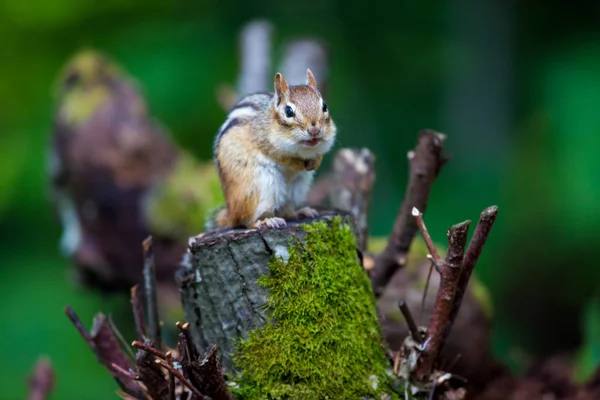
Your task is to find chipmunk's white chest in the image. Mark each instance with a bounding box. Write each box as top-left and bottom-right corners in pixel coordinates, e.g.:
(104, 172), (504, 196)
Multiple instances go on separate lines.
(254, 155), (313, 218)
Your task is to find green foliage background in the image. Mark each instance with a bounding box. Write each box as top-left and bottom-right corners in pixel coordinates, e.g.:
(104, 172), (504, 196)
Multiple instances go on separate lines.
(1, 1), (600, 398)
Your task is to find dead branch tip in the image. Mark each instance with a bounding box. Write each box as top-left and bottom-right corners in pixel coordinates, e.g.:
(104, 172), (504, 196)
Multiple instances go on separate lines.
(372, 129), (448, 296)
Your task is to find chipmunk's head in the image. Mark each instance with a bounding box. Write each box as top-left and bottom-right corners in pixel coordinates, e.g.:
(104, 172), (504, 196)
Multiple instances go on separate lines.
(270, 69), (336, 159)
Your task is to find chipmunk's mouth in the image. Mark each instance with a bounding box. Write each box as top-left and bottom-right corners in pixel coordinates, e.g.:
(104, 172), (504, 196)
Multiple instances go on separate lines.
(301, 138), (321, 147)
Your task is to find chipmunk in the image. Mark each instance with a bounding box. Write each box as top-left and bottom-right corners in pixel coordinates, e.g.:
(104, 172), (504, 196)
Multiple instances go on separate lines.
(213, 69), (336, 229)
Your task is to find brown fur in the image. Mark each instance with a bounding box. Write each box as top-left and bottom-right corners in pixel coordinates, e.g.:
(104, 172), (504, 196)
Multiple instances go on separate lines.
(215, 124), (260, 227)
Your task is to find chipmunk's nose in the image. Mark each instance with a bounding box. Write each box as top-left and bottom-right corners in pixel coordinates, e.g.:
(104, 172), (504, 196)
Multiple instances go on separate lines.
(308, 123), (321, 137)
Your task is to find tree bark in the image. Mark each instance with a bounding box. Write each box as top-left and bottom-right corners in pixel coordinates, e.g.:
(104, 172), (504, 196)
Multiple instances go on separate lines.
(177, 209), (357, 371)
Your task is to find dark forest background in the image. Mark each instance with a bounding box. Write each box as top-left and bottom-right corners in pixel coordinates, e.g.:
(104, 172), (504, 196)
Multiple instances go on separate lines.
(1, 0), (600, 398)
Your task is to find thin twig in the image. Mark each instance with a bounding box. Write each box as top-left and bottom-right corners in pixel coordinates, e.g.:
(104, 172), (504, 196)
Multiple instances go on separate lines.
(64, 306), (94, 347)
(166, 352), (176, 400)
(446, 205), (499, 336)
(155, 359), (207, 399)
(143, 236), (162, 350)
(372, 130), (448, 296)
(176, 321), (190, 332)
(412, 207), (441, 261)
(393, 350), (401, 376)
(110, 363), (136, 380)
(398, 300), (422, 344)
(109, 315), (136, 360)
(413, 208), (441, 325)
(419, 260), (435, 326)
(130, 285), (146, 341)
(132, 340), (167, 360)
(446, 353), (462, 372)
(415, 220), (470, 380)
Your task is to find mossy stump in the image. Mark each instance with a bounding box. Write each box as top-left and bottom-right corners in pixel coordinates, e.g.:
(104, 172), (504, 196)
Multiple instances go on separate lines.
(177, 210), (391, 399)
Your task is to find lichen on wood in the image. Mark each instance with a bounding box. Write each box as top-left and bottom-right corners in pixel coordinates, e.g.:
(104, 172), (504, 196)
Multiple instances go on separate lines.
(178, 211), (393, 399)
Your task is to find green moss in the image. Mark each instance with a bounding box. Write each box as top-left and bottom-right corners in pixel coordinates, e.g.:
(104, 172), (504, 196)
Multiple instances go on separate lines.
(232, 217), (391, 399)
(145, 152), (224, 239)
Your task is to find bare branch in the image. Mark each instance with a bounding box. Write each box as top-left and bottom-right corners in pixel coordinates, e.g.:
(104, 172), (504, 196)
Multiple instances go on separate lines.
(372, 130), (448, 296)
(27, 357), (54, 400)
(132, 340), (167, 360)
(143, 236), (162, 350)
(413, 207), (441, 261)
(416, 220), (470, 380)
(64, 306), (94, 348)
(65, 306), (140, 396)
(110, 363), (136, 380)
(399, 300), (422, 344)
(413, 207), (442, 325)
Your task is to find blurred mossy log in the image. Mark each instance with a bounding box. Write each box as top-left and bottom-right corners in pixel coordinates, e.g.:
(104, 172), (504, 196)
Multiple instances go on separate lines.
(50, 49), (223, 292)
(177, 210), (395, 399)
(308, 148), (375, 253)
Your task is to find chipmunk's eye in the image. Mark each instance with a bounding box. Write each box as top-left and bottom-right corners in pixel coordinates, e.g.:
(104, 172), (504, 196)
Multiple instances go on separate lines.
(284, 105), (295, 118)
(322, 102), (328, 113)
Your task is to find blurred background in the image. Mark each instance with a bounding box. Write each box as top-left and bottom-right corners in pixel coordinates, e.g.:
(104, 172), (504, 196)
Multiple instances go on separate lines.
(1, 0), (600, 398)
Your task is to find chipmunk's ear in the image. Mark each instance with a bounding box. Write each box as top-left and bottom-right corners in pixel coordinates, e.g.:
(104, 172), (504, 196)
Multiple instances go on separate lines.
(306, 68), (318, 90)
(274, 72), (289, 106)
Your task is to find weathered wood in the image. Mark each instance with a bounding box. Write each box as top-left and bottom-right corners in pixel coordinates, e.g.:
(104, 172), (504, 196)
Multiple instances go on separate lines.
(308, 148), (376, 253)
(176, 209), (356, 371)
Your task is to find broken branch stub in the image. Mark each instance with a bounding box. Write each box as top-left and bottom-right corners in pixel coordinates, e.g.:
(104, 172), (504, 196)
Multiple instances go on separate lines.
(447, 206), (498, 335)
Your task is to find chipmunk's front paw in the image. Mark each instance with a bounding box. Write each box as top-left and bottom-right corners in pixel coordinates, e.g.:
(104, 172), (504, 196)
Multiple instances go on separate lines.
(253, 217), (287, 230)
(296, 207), (319, 220)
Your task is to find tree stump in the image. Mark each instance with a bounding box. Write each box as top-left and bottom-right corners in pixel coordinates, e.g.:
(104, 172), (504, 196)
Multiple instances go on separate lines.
(177, 209), (392, 399)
